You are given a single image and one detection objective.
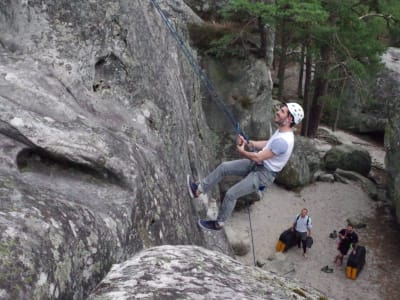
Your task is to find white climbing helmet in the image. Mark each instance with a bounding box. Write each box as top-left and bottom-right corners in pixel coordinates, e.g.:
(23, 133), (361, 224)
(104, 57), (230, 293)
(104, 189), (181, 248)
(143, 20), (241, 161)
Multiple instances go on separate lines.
(286, 102), (304, 125)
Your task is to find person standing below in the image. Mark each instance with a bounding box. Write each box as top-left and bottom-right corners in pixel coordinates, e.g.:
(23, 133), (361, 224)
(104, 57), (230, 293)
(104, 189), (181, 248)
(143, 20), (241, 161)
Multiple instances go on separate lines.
(292, 208), (312, 258)
(187, 102), (304, 231)
(334, 224), (359, 266)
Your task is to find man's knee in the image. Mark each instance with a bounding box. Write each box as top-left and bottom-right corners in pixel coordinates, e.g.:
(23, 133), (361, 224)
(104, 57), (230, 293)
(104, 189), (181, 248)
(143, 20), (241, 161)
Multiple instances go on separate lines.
(224, 189), (236, 202)
(218, 161), (229, 174)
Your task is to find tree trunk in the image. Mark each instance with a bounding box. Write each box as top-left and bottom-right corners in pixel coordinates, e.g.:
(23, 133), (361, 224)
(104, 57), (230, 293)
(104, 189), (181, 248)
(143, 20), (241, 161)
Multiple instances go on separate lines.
(332, 79), (347, 131)
(332, 101), (341, 131)
(277, 22), (288, 99)
(301, 43), (313, 137)
(297, 44), (305, 98)
(307, 45), (331, 137)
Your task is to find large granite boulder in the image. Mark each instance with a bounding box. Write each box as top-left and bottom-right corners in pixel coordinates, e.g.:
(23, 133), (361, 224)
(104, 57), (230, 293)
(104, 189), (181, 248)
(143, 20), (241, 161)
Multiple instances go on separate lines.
(202, 57), (274, 143)
(0, 1), (229, 299)
(87, 245), (327, 300)
(382, 47), (400, 223)
(276, 136), (321, 189)
(323, 144), (372, 177)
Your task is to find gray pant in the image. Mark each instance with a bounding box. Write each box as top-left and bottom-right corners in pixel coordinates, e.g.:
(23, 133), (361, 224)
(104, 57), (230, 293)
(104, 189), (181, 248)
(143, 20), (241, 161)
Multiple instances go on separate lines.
(200, 159), (277, 223)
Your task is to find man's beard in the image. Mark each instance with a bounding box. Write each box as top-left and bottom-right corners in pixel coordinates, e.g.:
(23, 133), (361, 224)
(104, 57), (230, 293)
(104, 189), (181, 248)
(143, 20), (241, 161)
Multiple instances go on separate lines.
(275, 118), (289, 127)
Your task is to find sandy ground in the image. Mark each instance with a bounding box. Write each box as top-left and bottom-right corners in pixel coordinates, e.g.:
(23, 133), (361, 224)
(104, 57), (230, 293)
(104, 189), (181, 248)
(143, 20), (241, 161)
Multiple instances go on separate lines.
(226, 183), (379, 300)
(217, 129), (400, 300)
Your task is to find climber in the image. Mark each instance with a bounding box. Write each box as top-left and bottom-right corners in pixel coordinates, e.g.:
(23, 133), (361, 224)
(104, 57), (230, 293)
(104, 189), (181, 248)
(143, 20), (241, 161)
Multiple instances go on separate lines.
(188, 102), (304, 231)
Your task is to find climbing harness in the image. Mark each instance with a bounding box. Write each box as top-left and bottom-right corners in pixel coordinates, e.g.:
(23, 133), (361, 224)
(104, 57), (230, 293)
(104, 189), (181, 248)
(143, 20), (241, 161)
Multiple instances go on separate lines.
(150, 0), (249, 142)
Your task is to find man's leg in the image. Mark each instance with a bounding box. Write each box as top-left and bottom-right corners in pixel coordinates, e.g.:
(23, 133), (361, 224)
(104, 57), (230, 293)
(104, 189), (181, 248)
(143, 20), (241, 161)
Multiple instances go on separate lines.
(302, 237), (307, 254)
(296, 232), (301, 248)
(335, 253), (344, 266)
(216, 171), (259, 224)
(199, 159), (253, 194)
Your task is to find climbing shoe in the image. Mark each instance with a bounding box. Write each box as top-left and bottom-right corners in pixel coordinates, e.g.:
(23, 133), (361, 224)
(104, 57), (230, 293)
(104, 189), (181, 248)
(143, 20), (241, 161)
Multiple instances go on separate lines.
(187, 174), (199, 198)
(198, 219), (222, 231)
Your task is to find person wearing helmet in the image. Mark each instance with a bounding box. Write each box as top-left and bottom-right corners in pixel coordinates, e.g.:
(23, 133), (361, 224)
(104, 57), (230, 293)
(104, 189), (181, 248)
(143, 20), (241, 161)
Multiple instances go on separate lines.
(188, 102), (304, 231)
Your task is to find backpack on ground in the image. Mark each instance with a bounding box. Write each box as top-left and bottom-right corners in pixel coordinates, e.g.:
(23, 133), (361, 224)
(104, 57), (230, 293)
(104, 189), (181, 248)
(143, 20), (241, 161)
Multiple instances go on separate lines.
(276, 228), (297, 252)
(346, 245), (366, 280)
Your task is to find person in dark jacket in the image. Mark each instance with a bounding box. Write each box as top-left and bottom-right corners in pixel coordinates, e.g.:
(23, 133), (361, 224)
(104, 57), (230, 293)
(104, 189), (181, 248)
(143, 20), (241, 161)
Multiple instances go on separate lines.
(334, 224), (358, 266)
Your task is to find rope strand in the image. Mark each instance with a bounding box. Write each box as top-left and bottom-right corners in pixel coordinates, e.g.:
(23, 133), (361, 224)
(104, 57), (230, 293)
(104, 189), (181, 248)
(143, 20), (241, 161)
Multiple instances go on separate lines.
(150, 0), (249, 142)
(247, 205), (257, 266)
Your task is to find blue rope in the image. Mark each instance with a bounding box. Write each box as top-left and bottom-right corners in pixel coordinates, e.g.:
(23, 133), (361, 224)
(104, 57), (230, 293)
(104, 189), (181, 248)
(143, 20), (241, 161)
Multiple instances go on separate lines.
(150, 0), (249, 142)
(248, 205), (257, 266)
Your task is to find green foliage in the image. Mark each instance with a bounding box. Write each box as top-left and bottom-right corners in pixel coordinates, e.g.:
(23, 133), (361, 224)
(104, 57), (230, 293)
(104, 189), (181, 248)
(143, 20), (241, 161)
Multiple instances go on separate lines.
(206, 33), (244, 58)
(190, 0), (399, 135)
(222, 0), (328, 27)
(188, 22), (247, 58)
(220, 0), (275, 24)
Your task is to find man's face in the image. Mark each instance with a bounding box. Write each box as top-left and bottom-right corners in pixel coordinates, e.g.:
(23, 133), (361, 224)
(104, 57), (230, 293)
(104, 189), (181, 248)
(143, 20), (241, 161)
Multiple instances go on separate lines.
(275, 105), (292, 126)
(301, 209), (307, 217)
(347, 225), (353, 232)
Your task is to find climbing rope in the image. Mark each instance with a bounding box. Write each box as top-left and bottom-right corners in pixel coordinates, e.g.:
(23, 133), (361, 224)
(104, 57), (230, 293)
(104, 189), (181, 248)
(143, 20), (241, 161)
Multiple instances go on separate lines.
(247, 205), (257, 266)
(151, 0), (257, 264)
(150, 0), (249, 142)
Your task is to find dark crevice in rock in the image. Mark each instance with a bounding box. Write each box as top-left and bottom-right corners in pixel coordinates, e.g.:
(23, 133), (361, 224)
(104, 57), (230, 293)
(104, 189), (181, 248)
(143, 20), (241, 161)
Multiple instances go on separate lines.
(0, 120), (37, 148)
(111, 17), (128, 47)
(16, 147), (128, 189)
(93, 52), (127, 92)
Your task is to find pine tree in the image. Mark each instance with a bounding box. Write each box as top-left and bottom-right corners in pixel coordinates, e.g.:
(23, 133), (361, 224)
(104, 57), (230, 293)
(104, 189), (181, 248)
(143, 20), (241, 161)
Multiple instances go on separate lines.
(220, 0), (399, 136)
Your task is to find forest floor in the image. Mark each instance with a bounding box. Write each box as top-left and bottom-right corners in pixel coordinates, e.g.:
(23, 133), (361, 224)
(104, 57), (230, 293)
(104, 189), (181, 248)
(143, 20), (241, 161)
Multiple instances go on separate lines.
(225, 127), (400, 300)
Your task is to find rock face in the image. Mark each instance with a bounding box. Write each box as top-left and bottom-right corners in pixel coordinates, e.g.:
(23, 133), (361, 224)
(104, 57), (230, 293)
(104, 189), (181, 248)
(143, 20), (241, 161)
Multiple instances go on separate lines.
(0, 0), (362, 299)
(87, 245), (327, 300)
(0, 1), (227, 299)
(202, 57), (274, 142)
(324, 144), (372, 177)
(382, 47), (400, 223)
(276, 136), (321, 189)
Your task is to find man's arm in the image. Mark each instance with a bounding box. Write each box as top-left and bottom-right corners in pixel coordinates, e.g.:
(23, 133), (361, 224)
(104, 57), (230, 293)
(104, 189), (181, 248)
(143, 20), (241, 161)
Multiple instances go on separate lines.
(248, 139), (268, 150)
(237, 135), (267, 150)
(237, 144), (275, 164)
(291, 219), (297, 231)
(307, 218), (312, 236)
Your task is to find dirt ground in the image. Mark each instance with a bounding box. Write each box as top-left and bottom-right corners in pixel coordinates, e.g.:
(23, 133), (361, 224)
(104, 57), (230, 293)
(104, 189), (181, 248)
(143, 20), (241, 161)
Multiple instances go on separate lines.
(224, 129), (400, 300)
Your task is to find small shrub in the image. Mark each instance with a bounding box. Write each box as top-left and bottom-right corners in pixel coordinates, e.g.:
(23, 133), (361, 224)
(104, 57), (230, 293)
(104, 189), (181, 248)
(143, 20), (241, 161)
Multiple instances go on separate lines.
(188, 21), (254, 58)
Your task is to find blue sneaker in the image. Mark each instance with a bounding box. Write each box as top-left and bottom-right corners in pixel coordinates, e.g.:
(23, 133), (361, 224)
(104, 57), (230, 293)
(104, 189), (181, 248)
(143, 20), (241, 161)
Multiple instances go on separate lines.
(187, 174), (199, 198)
(198, 219), (222, 231)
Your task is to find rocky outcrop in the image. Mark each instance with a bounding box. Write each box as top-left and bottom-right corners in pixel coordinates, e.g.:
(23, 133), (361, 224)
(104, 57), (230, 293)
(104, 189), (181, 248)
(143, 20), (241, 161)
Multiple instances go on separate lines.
(87, 245), (327, 300)
(276, 136), (321, 189)
(0, 1), (228, 299)
(323, 144), (372, 177)
(382, 48), (400, 223)
(202, 57), (274, 143)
